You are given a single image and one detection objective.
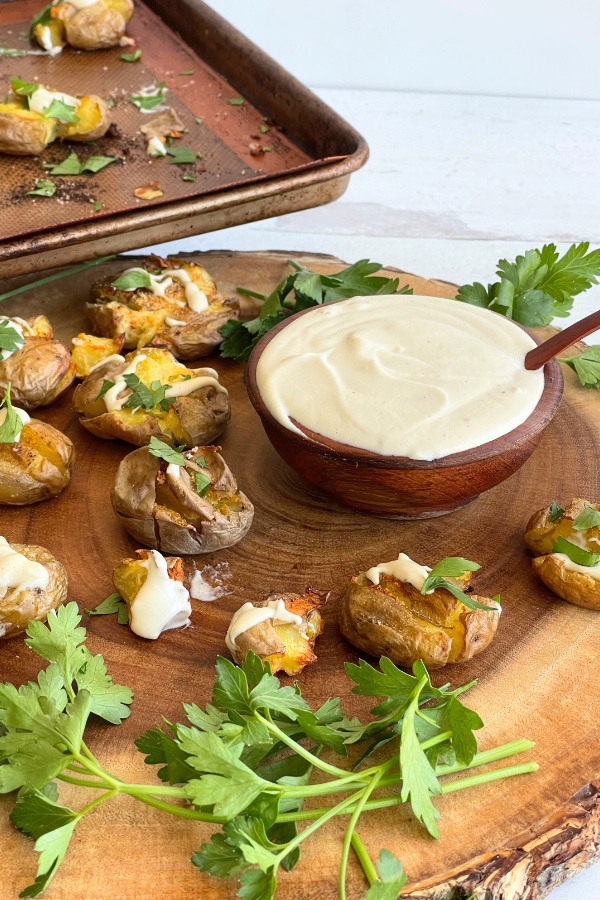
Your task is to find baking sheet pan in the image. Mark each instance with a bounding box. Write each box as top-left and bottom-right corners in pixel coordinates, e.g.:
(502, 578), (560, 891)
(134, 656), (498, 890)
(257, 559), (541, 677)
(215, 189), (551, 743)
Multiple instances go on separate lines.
(0, 0), (368, 275)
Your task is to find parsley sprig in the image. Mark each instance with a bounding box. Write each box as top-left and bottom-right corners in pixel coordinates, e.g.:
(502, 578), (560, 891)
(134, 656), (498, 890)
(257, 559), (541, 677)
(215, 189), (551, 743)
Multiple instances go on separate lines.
(421, 557), (499, 612)
(220, 259), (412, 362)
(0, 384), (24, 443)
(0, 609), (537, 899)
(121, 373), (175, 412)
(0, 319), (25, 355)
(560, 346), (600, 389)
(456, 242), (600, 327)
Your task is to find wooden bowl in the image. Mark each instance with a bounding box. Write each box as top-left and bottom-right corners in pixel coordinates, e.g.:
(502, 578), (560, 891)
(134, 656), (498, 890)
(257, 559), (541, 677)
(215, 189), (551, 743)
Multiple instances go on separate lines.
(245, 307), (564, 519)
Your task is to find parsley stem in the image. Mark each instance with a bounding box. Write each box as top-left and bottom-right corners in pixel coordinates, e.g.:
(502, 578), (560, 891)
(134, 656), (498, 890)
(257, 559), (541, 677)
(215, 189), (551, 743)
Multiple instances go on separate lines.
(255, 712), (351, 779)
(350, 832), (378, 886)
(128, 793), (226, 823)
(339, 764), (389, 900)
(276, 761), (539, 823)
(76, 789), (117, 818)
(274, 790), (363, 867)
(436, 739), (535, 777)
(59, 773), (110, 790)
(0, 254), (117, 304)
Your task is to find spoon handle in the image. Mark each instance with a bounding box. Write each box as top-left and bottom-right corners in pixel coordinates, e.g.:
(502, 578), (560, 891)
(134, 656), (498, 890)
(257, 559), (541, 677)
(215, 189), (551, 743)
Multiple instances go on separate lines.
(524, 309), (600, 370)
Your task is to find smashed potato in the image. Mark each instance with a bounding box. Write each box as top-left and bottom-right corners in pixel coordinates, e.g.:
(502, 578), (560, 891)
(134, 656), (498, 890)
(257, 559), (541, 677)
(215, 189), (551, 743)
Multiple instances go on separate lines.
(0, 316), (74, 408)
(526, 498), (600, 609)
(86, 257), (240, 359)
(113, 550), (193, 640)
(0, 412), (74, 506)
(0, 537), (68, 639)
(226, 590), (327, 675)
(111, 444), (254, 554)
(338, 563), (500, 669)
(31, 0), (134, 52)
(0, 81), (110, 155)
(72, 347), (230, 447)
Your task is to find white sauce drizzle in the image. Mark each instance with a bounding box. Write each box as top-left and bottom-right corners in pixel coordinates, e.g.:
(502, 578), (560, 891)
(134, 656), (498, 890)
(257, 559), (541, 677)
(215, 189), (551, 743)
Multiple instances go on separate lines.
(0, 536), (48, 591)
(225, 599), (302, 654)
(165, 316), (187, 327)
(365, 552), (431, 591)
(147, 136), (167, 157)
(190, 562), (231, 602)
(567, 529), (600, 550)
(87, 353), (125, 374)
(120, 266), (209, 313)
(29, 87), (80, 120)
(553, 553), (600, 578)
(101, 353), (226, 411)
(133, 84), (169, 115)
(0, 405), (30, 443)
(255, 294), (546, 461)
(11, 317), (34, 336)
(38, 27), (63, 55)
(0, 319), (26, 362)
(66, 0), (99, 9)
(128, 550), (191, 640)
(165, 463), (181, 480)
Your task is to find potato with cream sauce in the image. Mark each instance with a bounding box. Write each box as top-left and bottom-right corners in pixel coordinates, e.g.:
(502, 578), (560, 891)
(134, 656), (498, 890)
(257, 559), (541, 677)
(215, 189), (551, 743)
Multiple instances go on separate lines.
(86, 257), (240, 360)
(526, 498), (600, 609)
(31, 0), (134, 53)
(111, 441), (254, 554)
(73, 347), (230, 447)
(338, 552), (501, 669)
(0, 536), (68, 639)
(226, 589), (327, 676)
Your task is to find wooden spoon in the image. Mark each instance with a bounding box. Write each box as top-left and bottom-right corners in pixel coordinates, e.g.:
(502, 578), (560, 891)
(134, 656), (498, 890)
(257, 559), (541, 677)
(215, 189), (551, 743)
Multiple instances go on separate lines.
(524, 308), (600, 370)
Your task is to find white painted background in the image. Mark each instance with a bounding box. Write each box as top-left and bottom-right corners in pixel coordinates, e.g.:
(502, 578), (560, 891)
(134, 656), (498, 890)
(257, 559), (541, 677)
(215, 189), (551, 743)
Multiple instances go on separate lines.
(142, 7), (600, 896)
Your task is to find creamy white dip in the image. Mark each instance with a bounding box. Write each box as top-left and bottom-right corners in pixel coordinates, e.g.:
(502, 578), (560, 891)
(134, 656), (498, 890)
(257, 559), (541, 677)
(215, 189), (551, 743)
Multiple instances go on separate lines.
(255, 295), (546, 461)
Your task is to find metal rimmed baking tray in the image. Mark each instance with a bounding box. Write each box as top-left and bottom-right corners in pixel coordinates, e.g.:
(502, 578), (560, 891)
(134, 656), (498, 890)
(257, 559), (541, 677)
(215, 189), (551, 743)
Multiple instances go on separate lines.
(0, 0), (368, 277)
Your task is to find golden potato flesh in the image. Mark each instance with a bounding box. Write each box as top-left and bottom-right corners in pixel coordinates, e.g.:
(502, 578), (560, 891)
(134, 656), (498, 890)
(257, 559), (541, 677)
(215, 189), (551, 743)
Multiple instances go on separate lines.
(0, 316), (75, 409)
(532, 554), (600, 610)
(72, 333), (126, 378)
(111, 444), (254, 554)
(0, 104), (56, 156)
(72, 348), (230, 447)
(86, 258), (240, 359)
(524, 498), (600, 556)
(231, 590), (327, 676)
(338, 572), (500, 669)
(0, 419), (74, 505)
(0, 541), (68, 640)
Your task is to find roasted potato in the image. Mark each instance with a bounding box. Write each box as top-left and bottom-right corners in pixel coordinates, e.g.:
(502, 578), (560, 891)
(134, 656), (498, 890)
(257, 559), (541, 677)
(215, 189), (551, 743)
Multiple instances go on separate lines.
(0, 537), (68, 639)
(0, 104), (55, 155)
(0, 83), (110, 155)
(338, 566), (500, 669)
(0, 413), (74, 505)
(73, 348), (230, 447)
(113, 550), (192, 640)
(226, 589), (327, 675)
(524, 498), (600, 556)
(526, 498), (600, 609)
(86, 257), (240, 359)
(71, 332), (126, 378)
(0, 316), (75, 409)
(32, 0), (134, 52)
(532, 553), (600, 610)
(111, 444), (254, 554)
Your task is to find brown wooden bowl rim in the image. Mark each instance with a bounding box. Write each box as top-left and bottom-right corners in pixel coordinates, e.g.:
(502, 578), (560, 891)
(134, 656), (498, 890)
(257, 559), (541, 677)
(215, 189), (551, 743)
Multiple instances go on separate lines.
(245, 298), (565, 469)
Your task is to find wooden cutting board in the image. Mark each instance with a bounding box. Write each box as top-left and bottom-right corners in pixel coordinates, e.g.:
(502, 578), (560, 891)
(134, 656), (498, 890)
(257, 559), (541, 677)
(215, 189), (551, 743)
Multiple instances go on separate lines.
(0, 250), (599, 900)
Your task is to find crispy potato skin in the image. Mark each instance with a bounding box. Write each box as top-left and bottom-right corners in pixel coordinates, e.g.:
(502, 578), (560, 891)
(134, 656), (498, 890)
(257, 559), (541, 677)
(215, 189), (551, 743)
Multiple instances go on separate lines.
(524, 498), (600, 556)
(72, 348), (230, 447)
(232, 590), (327, 676)
(86, 259), (240, 359)
(0, 420), (74, 505)
(532, 555), (600, 609)
(111, 445), (254, 554)
(0, 318), (75, 409)
(0, 105), (55, 156)
(338, 572), (500, 669)
(0, 542), (68, 639)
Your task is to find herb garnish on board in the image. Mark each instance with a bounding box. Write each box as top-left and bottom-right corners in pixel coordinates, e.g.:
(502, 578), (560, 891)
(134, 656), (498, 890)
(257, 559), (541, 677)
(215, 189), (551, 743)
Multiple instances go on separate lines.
(0, 606), (538, 898)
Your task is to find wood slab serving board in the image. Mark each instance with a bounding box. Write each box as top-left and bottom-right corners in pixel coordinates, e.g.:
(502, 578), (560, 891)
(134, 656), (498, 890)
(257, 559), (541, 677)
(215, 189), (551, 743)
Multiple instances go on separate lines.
(0, 251), (599, 900)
